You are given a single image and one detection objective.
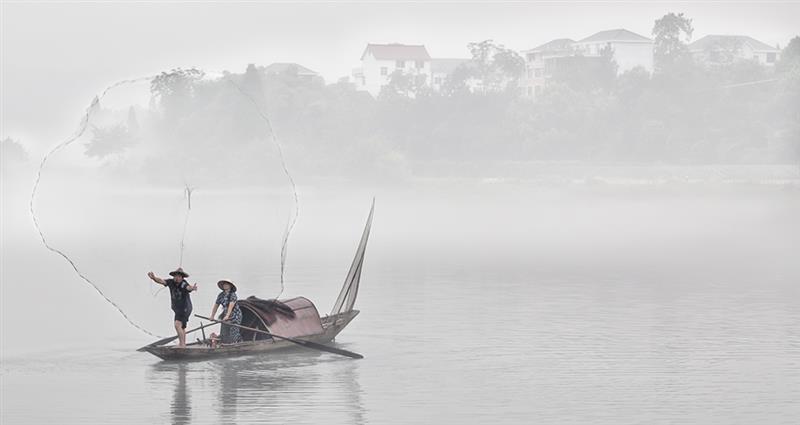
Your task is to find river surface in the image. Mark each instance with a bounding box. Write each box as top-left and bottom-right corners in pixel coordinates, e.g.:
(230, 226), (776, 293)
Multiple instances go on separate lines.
(2, 177), (799, 424)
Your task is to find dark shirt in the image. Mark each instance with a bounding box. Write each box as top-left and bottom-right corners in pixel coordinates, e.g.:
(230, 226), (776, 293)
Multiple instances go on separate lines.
(166, 278), (193, 312)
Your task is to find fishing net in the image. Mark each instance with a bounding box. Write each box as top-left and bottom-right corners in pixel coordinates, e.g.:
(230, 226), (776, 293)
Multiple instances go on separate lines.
(30, 68), (301, 337)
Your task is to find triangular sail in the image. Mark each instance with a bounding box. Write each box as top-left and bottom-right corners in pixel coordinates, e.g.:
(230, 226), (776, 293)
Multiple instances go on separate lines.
(331, 199), (374, 316)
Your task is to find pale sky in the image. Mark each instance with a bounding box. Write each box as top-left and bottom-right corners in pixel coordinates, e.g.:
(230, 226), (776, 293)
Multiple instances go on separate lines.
(2, 1), (799, 154)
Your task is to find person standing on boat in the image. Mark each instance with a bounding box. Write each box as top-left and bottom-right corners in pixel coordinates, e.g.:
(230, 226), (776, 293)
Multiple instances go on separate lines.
(210, 279), (243, 344)
(147, 267), (198, 348)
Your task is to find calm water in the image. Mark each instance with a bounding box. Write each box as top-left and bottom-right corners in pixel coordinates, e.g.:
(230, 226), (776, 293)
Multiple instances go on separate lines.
(3, 270), (799, 424)
(3, 178), (800, 424)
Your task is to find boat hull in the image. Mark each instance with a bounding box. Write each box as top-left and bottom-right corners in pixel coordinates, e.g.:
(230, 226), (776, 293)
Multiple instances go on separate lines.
(143, 310), (359, 361)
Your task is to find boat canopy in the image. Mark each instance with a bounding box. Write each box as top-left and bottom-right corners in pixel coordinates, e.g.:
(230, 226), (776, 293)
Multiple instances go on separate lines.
(238, 296), (324, 341)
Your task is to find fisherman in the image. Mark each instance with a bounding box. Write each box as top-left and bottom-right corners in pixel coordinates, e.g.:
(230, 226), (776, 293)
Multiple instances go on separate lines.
(147, 268), (198, 348)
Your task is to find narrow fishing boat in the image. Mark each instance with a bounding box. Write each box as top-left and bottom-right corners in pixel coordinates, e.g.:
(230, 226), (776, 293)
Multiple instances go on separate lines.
(139, 201), (373, 361)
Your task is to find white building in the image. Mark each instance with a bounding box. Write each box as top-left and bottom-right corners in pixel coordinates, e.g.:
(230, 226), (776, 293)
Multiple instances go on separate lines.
(520, 38), (575, 97)
(520, 29), (653, 98)
(572, 28), (654, 74)
(352, 43), (432, 96)
(689, 35), (780, 66)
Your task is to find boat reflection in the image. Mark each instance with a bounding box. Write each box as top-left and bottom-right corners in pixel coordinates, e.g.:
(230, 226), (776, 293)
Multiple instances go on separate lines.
(148, 347), (365, 425)
(171, 363), (191, 425)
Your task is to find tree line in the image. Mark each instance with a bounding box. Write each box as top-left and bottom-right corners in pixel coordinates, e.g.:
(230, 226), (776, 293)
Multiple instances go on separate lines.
(8, 12), (796, 182)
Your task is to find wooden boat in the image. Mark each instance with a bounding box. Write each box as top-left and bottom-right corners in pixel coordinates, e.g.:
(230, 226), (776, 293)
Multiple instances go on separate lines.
(141, 201), (374, 361)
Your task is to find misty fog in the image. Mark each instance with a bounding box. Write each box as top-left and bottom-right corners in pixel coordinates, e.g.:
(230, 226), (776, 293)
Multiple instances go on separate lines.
(2, 2), (799, 425)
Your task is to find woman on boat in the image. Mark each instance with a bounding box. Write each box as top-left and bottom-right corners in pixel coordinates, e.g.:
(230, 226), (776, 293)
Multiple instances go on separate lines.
(210, 279), (243, 344)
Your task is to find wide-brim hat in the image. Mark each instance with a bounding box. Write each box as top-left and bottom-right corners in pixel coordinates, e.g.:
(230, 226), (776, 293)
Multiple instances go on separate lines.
(217, 279), (237, 292)
(169, 267), (189, 278)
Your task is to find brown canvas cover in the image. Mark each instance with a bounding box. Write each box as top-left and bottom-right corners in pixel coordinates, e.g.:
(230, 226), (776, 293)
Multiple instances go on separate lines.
(238, 296), (324, 341)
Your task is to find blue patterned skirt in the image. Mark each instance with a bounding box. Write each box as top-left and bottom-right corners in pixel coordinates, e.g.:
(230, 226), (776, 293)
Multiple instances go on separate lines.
(219, 308), (242, 344)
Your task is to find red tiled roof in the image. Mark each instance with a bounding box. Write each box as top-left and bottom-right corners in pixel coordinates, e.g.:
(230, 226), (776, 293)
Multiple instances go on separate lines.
(361, 43), (432, 61)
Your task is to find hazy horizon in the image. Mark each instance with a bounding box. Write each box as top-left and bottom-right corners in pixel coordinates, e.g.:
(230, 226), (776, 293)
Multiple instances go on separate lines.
(3, 1), (799, 155)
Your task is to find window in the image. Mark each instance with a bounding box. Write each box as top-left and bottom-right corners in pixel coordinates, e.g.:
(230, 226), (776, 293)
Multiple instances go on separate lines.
(534, 68), (543, 78)
(415, 60), (424, 69)
(396, 60), (405, 68)
(381, 67), (388, 76)
(767, 52), (776, 63)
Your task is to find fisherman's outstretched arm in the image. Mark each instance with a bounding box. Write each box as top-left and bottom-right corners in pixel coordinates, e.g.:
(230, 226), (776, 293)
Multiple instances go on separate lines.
(147, 271), (166, 285)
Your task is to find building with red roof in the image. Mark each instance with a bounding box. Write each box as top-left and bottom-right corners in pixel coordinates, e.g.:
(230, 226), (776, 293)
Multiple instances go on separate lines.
(352, 43), (432, 96)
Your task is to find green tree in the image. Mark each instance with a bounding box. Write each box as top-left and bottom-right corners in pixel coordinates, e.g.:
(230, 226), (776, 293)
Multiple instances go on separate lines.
(465, 40), (525, 93)
(379, 70), (430, 99)
(127, 106), (139, 134)
(653, 12), (694, 73)
(551, 45), (618, 92)
(241, 63), (266, 106)
(441, 62), (477, 96)
(85, 124), (137, 159)
(616, 66), (651, 104)
(1, 137), (28, 163)
(773, 41), (800, 163)
(150, 68), (205, 123)
(776, 36), (800, 73)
